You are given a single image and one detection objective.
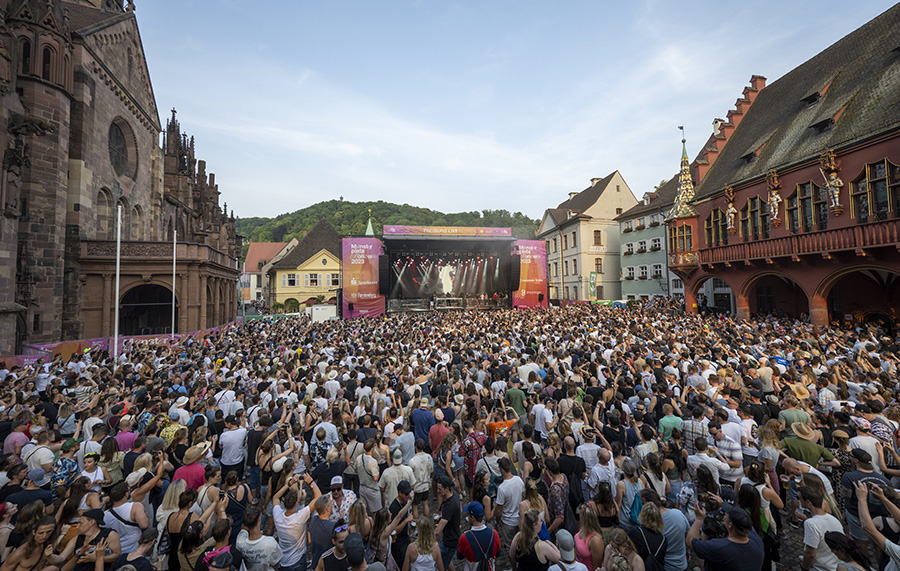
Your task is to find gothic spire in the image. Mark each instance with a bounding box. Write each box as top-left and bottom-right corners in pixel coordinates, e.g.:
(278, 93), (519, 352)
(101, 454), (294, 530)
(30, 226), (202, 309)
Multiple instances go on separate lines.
(668, 127), (698, 219)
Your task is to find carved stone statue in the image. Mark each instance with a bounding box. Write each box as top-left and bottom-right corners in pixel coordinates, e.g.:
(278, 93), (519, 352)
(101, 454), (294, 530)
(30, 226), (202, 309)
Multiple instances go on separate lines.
(825, 171), (843, 208)
(726, 202), (737, 233)
(768, 189), (782, 219)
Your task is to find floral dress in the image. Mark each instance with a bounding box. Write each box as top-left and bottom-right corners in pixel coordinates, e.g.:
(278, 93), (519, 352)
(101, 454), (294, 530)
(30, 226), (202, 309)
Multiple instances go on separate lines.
(549, 478), (569, 525)
(461, 432), (487, 480)
(829, 448), (854, 514)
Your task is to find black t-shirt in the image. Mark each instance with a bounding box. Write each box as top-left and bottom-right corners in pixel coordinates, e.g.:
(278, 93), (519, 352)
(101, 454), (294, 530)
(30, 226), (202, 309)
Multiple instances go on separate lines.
(113, 553), (155, 571)
(0, 483), (22, 503)
(603, 425), (627, 449)
(440, 491), (461, 549)
(557, 454), (585, 480)
(749, 403), (769, 426)
(123, 451), (140, 475)
(311, 460), (348, 491)
(246, 428), (266, 468)
(585, 386), (604, 411)
(389, 498), (410, 549)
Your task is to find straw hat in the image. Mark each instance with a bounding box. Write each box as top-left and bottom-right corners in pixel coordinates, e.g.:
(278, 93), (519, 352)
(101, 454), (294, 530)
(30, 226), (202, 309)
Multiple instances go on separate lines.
(789, 384), (810, 400)
(579, 425), (596, 441)
(183, 442), (211, 465)
(792, 423), (817, 441)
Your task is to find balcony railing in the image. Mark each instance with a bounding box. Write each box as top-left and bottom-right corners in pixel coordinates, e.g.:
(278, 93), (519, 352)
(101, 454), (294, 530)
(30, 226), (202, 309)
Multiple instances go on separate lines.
(697, 218), (900, 265)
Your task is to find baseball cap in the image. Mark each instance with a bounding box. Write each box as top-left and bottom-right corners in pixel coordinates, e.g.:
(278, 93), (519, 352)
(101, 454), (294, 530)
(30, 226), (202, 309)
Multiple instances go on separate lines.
(851, 448), (873, 464)
(392, 449), (403, 464)
(330, 475), (343, 489)
(555, 529), (576, 561)
(397, 480), (413, 495)
(463, 501), (485, 520)
(27, 468), (48, 487)
(724, 505), (753, 534)
(61, 438), (82, 452)
(83, 508), (105, 525)
(344, 533), (366, 566)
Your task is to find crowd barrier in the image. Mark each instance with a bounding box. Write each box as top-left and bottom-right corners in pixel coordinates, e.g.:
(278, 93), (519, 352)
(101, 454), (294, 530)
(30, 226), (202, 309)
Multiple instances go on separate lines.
(0, 317), (246, 368)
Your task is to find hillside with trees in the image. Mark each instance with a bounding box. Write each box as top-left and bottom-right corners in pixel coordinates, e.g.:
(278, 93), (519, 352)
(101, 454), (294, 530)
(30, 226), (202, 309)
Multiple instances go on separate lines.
(236, 200), (539, 247)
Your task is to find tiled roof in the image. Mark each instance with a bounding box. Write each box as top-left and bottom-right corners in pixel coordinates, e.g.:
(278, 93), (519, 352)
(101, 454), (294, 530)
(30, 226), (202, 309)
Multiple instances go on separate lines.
(694, 4), (900, 200)
(616, 175), (679, 220)
(554, 171), (618, 214)
(243, 242), (288, 273)
(271, 219), (341, 269)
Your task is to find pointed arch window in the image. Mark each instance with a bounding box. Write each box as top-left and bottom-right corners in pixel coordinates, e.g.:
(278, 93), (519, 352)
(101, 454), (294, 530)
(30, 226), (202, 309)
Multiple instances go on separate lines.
(41, 46), (53, 81)
(20, 39), (31, 74)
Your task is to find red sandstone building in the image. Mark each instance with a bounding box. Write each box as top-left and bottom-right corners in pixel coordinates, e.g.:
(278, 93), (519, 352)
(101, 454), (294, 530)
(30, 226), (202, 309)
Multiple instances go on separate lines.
(0, 0), (239, 354)
(667, 5), (900, 329)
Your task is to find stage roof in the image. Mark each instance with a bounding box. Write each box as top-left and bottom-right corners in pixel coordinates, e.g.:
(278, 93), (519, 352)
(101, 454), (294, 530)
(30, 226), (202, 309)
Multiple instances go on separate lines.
(382, 225), (513, 239)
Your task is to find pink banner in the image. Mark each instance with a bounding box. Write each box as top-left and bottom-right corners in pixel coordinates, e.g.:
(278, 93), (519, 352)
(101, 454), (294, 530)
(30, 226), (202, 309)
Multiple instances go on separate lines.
(512, 240), (548, 309)
(0, 353), (49, 368)
(342, 238), (385, 319)
(383, 225), (511, 237)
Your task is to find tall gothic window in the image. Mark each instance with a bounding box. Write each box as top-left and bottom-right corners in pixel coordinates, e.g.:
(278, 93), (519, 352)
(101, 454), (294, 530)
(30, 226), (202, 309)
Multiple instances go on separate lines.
(852, 160), (898, 224)
(705, 209), (728, 247)
(108, 123), (129, 177)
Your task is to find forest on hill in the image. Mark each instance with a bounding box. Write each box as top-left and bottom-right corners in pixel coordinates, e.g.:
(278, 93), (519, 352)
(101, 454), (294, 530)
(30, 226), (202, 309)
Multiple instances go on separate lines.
(236, 200), (540, 247)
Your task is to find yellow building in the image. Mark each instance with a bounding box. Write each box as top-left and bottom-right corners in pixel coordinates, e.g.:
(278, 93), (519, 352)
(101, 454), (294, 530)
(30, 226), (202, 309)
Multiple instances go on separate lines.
(268, 219), (342, 311)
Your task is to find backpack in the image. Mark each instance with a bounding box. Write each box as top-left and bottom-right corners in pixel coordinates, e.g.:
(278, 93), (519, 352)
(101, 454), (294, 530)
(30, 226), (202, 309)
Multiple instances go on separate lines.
(567, 469), (584, 512)
(485, 460), (502, 500)
(629, 484), (643, 525)
(638, 527), (666, 571)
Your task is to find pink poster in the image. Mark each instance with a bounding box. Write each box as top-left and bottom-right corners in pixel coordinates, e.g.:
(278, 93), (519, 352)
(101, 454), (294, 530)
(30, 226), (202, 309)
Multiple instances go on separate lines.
(342, 238), (385, 319)
(512, 240), (548, 309)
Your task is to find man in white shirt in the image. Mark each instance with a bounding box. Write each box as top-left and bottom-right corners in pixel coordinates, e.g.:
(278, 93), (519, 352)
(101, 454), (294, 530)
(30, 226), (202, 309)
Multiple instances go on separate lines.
(493, 458), (524, 554)
(575, 426), (601, 472)
(587, 448), (617, 498)
(686, 437), (731, 484)
(799, 485), (843, 571)
(272, 473), (320, 571)
(236, 505), (282, 571)
(219, 415), (248, 477)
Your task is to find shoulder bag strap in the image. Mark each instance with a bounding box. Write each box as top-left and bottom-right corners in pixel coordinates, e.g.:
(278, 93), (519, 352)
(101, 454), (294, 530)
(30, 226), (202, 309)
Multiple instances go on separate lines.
(107, 505), (141, 528)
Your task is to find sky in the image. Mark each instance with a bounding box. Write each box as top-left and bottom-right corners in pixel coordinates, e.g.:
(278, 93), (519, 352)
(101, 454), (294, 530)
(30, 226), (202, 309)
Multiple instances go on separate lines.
(134, 0), (895, 220)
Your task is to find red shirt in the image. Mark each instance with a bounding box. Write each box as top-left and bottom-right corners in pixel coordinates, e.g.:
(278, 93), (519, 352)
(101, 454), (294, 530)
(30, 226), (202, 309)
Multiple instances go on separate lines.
(429, 423), (450, 454)
(173, 462), (206, 490)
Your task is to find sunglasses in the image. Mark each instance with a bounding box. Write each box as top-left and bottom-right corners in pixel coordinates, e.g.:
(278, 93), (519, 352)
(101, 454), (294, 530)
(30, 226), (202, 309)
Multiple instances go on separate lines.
(334, 525), (348, 534)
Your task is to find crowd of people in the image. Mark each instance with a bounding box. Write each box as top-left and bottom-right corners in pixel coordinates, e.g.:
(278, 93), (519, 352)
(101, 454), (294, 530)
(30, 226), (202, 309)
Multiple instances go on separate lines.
(0, 303), (897, 571)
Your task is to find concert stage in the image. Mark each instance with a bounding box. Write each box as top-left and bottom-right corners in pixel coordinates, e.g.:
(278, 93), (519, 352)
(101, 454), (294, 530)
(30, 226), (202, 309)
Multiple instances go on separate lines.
(341, 226), (547, 319)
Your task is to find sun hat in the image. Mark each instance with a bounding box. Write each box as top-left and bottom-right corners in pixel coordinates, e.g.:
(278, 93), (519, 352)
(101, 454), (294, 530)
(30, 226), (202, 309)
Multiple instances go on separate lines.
(175, 396), (189, 407)
(273, 457), (287, 473)
(851, 417), (871, 431)
(183, 442), (211, 465)
(790, 384), (810, 399)
(579, 425), (596, 441)
(832, 430), (849, 440)
(793, 423), (817, 441)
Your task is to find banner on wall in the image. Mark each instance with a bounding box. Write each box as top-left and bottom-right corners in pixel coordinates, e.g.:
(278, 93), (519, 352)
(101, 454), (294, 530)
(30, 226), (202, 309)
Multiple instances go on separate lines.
(342, 238), (385, 319)
(589, 272), (597, 298)
(512, 239), (548, 309)
(383, 225), (512, 237)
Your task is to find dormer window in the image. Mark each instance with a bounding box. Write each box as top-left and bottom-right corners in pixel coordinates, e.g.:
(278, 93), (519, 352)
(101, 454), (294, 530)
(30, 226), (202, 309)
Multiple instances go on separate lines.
(801, 92), (820, 107)
(811, 118), (834, 134)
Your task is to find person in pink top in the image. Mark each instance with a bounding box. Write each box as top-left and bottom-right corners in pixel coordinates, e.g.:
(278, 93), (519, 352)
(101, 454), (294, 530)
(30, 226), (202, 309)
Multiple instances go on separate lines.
(173, 442), (211, 489)
(114, 415), (138, 452)
(573, 504), (606, 570)
(429, 409), (450, 454)
(3, 420), (30, 463)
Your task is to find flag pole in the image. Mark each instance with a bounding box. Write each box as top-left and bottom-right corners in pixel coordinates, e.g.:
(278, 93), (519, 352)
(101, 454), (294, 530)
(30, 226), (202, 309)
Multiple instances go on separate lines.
(112, 204), (122, 371)
(171, 230), (177, 340)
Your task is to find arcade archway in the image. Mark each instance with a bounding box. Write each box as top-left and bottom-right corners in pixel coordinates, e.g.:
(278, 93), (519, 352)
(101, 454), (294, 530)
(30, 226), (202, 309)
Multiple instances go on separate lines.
(119, 284), (177, 335)
(691, 276), (735, 315)
(741, 273), (809, 319)
(821, 268), (900, 331)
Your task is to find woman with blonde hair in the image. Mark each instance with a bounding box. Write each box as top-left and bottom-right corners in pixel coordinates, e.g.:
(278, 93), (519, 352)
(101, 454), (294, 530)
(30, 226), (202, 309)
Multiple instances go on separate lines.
(402, 515), (444, 571)
(348, 499), (371, 538)
(546, 432), (562, 460)
(517, 478), (548, 539)
(574, 504), (605, 570)
(509, 508), (560, 571)
(603, 528), (644, 571)
(626, 500), (667, 571)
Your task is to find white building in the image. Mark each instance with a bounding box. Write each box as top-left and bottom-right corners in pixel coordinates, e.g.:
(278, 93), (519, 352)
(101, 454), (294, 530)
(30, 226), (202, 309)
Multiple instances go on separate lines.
(537, 172), (638, 301)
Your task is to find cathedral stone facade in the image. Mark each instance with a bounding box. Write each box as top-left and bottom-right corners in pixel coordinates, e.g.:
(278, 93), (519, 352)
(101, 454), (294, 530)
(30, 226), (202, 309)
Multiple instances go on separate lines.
(0, 0), (239, 355)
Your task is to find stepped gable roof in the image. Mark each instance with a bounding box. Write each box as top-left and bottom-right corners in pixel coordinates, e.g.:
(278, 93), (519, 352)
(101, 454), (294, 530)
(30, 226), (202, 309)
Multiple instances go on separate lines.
(243, 242), (288, 273)
(271, 219), (341, 269)
(616, 175), (679, 220)
(694, 4), (900, 200)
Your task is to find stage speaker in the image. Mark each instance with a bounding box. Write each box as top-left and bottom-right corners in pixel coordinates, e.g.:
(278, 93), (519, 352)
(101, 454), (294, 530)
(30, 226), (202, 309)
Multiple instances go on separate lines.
(539, 293), (544, 302)
(508, 254), (521, 290)
(378, 255), (390, 296)
(348, 302), (354, 312)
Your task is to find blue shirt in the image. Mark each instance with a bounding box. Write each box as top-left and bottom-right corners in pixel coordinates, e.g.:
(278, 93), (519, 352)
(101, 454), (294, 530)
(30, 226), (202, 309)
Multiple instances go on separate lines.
(410, 408), (435, 444)
(691, 530), (764, 571)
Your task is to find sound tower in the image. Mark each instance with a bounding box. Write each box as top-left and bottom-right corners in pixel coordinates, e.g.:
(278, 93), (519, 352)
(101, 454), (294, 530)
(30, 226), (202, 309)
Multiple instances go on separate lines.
(378, 255), (390, 296)
(508, 254), (521, 291)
